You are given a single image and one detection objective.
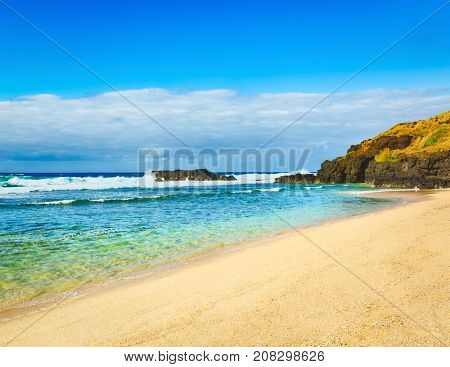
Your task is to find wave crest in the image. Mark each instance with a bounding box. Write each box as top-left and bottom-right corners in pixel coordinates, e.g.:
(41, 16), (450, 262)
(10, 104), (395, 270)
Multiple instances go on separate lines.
(24, 195), (166, 206)
(0, 172), (307, 195)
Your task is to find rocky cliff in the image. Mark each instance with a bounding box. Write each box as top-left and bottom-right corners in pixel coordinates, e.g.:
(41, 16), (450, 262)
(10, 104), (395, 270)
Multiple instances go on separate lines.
(316, 111), (450, 188)
(151, 169), (236, 182)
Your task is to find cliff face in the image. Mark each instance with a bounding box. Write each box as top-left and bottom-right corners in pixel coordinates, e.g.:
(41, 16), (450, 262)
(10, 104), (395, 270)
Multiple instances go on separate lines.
(317, 111), (450, 188)
(152, 169), (236, 182)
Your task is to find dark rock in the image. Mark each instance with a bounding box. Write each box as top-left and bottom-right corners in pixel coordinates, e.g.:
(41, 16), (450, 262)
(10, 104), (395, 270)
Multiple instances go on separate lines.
(347, 143), (361, 153)
(364, 135), (413, 156)
(151, 169), (236, 182)
(364, 152), (450, 188)
(318, 155), (372, 183)
(317, 144), (449, 189)
(275, 173), (318, 184)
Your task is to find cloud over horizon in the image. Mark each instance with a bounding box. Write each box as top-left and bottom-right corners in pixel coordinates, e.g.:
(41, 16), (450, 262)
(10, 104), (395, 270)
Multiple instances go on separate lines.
(1, 87), (449, 171)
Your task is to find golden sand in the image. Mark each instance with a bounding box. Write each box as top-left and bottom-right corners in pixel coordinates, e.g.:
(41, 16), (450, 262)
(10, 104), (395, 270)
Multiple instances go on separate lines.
(1, 190), (449, 346)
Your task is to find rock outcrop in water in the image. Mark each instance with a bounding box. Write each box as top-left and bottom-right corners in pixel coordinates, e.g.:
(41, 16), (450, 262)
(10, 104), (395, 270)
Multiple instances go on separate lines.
(316, 111), (450, 188)
(151, 169), (236, 182)
(275, 173), (318, 184)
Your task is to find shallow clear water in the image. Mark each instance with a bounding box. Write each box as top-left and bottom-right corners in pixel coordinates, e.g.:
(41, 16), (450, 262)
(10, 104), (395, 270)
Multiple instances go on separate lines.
(0, 173), (395, 309)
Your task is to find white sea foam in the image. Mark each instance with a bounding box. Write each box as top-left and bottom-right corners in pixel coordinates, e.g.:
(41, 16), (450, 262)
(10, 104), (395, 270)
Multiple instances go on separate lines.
(230, 189), (253, 194)
(89, 195), (164, 203)
(255, 187), (282, 192)
(2, 176), (139, 195)
(29, 199), (77, 205)
(26, 195), (167, 205)
(344, 187), (420, 195)
(233, 170), (310, 185)
(0, 170), (310, 196)
(304, 185), (323, 190)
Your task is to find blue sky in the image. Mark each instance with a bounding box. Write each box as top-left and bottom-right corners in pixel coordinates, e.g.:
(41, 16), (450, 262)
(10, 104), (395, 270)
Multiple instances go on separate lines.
(1, 0), (449, 172)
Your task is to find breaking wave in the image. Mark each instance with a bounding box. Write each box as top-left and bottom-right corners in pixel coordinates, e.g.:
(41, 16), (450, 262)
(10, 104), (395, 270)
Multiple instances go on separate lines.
(344, 187), (420, 195)
(24, 195), (167, 206)
(254, 187), (283, 192)
(1, 176), (139, 195)
(0, 171), (310, 196)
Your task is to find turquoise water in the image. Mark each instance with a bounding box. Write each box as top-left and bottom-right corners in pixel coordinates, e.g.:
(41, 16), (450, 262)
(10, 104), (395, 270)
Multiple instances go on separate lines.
(0, 173), (395, 310)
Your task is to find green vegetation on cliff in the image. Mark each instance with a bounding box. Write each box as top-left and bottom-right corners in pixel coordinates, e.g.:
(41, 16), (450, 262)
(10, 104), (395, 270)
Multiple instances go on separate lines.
(316, 111), (450, 188)
(357, 111), (449, 161)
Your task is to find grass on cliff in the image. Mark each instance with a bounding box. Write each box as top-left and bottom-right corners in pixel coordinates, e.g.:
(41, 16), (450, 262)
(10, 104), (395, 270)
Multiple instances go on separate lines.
(348, 111), (450, 159)
(424, 127), (449, 147)
(375, 148), (400, 163)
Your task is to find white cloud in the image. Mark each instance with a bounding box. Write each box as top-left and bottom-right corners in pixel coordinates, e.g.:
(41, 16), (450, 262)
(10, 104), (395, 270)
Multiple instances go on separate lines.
(1, 87), (449, 170)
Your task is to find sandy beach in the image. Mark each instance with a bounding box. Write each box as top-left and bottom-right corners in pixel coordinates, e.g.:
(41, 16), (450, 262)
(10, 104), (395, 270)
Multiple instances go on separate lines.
(1, 190), (448, 347)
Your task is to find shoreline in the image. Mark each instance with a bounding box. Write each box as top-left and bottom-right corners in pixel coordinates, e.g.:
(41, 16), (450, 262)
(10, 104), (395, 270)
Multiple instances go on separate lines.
(1, 189), (448, 346)
(0, 189), (410, 320)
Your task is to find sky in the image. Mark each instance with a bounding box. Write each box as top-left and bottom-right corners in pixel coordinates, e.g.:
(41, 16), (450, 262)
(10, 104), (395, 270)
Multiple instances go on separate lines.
(1, 0), (449, 172)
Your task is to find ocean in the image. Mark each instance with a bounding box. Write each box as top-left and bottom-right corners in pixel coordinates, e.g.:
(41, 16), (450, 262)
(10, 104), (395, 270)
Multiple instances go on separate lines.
(0, 172), (396, 310)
